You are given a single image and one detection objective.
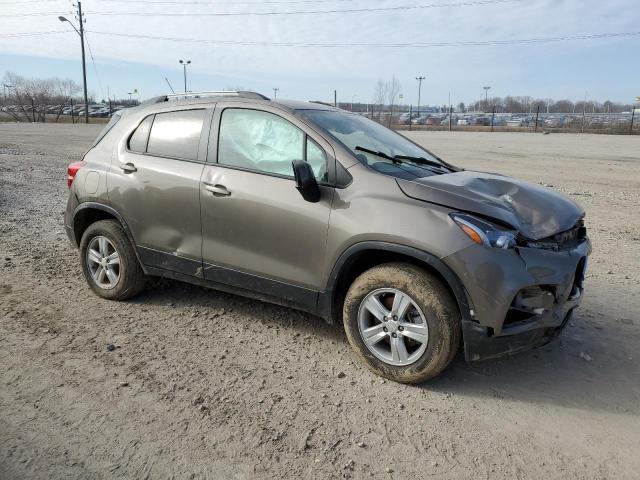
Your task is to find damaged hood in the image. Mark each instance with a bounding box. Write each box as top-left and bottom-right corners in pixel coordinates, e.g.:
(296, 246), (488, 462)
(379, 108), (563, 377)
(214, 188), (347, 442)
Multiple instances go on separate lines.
(396, 170), (584, 240)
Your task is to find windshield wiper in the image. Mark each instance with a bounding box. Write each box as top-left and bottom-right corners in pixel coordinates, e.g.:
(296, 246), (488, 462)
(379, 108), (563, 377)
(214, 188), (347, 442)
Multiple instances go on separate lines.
(355, 146), (453, 171)
(394, 154), (451, 170)
(355, 146), (399, 163)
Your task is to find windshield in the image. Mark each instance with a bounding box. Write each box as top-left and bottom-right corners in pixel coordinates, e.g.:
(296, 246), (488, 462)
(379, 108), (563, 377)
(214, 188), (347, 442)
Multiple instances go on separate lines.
(299, 109), (441, 166)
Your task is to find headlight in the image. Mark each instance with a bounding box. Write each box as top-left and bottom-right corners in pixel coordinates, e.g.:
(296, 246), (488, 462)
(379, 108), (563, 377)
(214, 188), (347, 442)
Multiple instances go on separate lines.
(451, 213), (517, 249)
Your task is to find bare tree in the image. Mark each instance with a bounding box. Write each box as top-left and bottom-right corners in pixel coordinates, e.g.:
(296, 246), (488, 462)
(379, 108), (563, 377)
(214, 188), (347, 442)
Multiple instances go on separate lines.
(53, 78), (81, 122)
(2, 72), (80, 123)
(386, 76), (401, 126)
(372, 80), (387, 121)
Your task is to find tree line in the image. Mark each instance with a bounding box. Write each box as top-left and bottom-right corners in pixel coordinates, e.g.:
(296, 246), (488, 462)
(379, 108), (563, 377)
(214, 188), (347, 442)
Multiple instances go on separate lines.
(1, 71), (83, 122)
(465, 96), (635, 114)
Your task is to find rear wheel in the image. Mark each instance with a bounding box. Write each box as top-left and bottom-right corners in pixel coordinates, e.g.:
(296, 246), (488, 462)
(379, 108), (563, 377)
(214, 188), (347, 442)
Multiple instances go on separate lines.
(343, 263), (460, 383)
(79, 220), (146, 300)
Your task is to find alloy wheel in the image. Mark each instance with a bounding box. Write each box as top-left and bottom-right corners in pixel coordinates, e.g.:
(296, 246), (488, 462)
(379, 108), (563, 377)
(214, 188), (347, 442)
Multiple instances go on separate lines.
(357, 288), (429, 366)
(86, 236), (121, 289)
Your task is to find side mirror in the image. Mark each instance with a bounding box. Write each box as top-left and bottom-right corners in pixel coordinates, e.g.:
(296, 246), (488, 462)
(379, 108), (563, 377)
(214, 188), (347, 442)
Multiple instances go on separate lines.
(292, 160), (320, 203)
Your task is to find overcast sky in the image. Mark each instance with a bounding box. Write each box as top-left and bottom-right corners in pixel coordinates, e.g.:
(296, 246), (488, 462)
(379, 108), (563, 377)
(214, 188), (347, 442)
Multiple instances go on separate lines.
(1, 0), (639, 105)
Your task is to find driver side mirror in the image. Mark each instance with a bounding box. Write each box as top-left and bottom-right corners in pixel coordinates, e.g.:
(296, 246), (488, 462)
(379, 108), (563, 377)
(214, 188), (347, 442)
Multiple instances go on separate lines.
(292, 160), (320, 203)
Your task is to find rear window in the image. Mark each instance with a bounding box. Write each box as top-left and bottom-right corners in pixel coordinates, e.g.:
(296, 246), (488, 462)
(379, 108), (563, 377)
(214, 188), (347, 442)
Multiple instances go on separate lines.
(92, 112), (121, 147)
(146, 110), (205, 160)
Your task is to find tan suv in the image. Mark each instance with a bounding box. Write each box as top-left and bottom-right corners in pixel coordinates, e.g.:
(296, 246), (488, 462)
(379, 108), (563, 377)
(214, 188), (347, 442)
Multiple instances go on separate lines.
(65, 91), (591, 383)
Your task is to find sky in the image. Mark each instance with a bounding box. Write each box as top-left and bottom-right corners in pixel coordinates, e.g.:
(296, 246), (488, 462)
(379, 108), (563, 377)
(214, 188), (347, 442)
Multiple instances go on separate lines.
(1, 0), (639, 106)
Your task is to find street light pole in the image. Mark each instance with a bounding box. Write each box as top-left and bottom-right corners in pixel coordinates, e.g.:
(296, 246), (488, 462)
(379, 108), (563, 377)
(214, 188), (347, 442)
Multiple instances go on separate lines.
(58, 1), (89, 124)
(273, 88), (279, 99)
(483, 86), (491, 112)
(415, 76), (425, 118)
(179, 60), (191, 93)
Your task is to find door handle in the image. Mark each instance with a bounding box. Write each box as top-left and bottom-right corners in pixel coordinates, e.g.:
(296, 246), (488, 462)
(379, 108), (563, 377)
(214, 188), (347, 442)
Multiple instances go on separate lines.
(204, 183), (231, 197)
(120, 162), (137, 173)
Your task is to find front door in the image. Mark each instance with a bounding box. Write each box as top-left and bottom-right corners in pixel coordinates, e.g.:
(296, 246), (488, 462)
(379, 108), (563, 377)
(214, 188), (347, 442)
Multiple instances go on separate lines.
(200, 106), (334, 309)
(107, 107), (212, 276)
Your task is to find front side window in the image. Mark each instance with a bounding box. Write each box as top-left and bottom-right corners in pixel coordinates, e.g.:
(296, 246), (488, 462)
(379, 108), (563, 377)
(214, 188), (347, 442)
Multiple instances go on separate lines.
(146, 109), (205, 160)
(306, 138), (328, 182)
(218, 108), (326, 180)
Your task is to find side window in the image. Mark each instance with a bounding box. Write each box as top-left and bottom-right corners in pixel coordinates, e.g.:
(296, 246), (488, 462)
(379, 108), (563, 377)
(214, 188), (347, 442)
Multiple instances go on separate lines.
(306, 138), (328, 182)
(146, 109), (205, 160)
(128, 115), (153, 153)
(218, 108), (304, 177)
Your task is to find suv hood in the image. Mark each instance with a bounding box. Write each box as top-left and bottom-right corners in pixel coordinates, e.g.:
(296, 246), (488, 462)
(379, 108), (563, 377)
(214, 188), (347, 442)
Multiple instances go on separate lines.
(396, 171), (584, 240)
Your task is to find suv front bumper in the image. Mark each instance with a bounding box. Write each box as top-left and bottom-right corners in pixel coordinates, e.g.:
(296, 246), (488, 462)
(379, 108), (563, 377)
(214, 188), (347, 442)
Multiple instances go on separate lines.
(443, 238), (591, 361)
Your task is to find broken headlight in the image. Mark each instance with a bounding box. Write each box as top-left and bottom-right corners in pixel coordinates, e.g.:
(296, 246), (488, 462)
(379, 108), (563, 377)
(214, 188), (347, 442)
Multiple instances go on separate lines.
(451, 213), (517, 249)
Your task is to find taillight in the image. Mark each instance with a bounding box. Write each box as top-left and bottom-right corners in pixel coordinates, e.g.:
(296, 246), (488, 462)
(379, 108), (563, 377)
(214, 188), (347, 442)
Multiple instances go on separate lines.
(67, 161), (86, 189)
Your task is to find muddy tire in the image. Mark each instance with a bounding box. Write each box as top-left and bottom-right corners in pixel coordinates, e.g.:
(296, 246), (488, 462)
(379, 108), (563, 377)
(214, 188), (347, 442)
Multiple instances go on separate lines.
(343, 262), (461, 384)
(79, 219), (146, 301)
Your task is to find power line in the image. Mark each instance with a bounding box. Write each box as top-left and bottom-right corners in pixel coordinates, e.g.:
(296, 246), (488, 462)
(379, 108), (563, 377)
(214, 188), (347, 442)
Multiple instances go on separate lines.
(82, 29), (640, 47)
(93, 0), (527, 16)
(99, 0), (356, 3)
(0, 31), (68, 37)
(1, 0), (356, 4)
(2, 0), (58, 4)
(84, 32), (106, 100)
(2, 0), (528, 18)
(2, 29), (639, 47)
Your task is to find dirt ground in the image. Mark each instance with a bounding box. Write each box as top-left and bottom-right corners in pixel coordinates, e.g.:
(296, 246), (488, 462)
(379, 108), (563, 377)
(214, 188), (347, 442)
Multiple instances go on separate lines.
(1, 123), (639, 480)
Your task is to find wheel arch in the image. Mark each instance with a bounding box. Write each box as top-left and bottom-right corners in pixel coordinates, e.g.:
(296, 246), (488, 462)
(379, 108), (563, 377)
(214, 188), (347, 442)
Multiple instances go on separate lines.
(319, 242), (473, 326)
(72, 203), (143, 266)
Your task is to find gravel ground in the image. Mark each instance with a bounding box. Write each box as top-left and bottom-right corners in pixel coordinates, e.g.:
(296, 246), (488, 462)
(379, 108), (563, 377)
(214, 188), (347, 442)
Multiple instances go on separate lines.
(1, 123), (639, 479)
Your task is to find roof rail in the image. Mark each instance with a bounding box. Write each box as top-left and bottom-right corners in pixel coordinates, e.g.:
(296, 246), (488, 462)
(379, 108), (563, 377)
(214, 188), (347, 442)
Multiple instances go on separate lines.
(148, 90), (270, 103)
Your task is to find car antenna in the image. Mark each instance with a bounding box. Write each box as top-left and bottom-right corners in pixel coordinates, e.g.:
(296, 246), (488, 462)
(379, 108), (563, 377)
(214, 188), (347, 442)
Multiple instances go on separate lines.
(164, 77), (176, 94)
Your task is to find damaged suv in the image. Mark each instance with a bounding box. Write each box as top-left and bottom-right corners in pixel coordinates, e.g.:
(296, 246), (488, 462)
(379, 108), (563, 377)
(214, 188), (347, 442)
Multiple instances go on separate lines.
(64, 91), (591, 383)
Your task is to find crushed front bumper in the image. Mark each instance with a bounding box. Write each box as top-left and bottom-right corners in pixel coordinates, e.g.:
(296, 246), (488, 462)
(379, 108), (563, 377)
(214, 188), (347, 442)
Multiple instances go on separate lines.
(443, 237), (591, 361)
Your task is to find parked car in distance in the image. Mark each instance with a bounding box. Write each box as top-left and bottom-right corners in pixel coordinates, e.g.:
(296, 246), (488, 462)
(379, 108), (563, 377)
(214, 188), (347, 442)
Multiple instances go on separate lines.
(507, 117), (525, 127)
(545, 116), (565, 128)
(472, 116), (491, 126)
(65, 91), (591, 383)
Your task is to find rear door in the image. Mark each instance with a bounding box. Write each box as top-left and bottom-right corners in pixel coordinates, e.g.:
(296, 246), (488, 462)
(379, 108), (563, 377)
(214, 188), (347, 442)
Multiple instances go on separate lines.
(107, 107), (213, 277)
(199, 104), (335, 309)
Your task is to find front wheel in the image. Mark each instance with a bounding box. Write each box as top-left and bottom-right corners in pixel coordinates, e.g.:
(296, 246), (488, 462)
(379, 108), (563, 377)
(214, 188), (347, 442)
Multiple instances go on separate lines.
(79, 219), (146, 300)
(343, 263), (460, 384)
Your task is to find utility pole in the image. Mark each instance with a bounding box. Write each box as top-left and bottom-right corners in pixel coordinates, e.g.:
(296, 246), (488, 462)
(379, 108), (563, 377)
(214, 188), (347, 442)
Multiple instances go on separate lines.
(179, 60), (191, 92)
(334, 90), (337, 108)
(58, 1), (89, 124)
(581, 91), (587, 134)
(415, 76), (425, 118)
(483, 86), (491, 113)
(491, 105), (496, 132)
(78, 1), (88, 124)
(273, 88), (279, 99)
